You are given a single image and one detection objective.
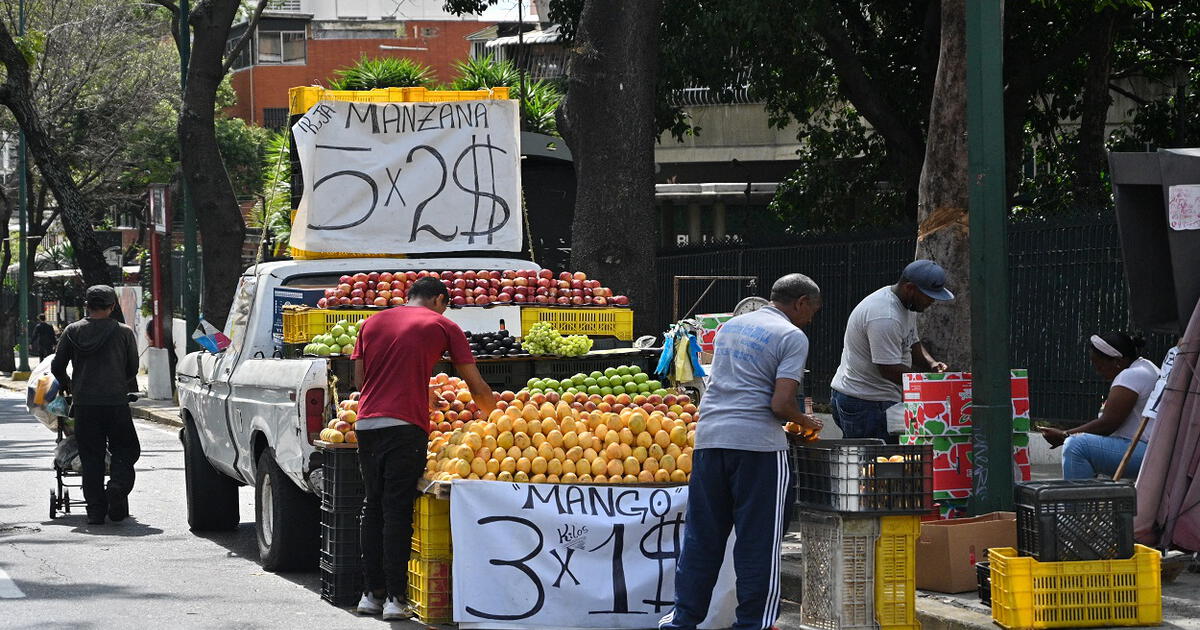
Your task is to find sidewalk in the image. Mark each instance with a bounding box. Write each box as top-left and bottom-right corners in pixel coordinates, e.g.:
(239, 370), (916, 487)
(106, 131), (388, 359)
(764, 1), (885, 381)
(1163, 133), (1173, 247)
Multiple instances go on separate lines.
(1, 371), (182, 428)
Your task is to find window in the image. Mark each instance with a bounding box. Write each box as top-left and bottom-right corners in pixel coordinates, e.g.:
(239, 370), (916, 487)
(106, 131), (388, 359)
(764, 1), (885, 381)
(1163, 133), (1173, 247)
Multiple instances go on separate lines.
(226, 35), (253, 70)
(263, 108), (290, 129)
(268, 0), (303, 10)
(258, 30), (306, 64)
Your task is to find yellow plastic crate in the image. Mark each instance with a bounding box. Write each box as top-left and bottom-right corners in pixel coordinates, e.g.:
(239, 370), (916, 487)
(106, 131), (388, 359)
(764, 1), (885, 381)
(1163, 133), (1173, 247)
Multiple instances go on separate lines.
(520, 307), (635, 341)
(407, 555), (453, 624)
(875, 515), (920, 629)
(989, 545), (1161, 630)
(281, 308), (377, 343)
(412, 494), (451, 557)
(289, 85), (511, 115)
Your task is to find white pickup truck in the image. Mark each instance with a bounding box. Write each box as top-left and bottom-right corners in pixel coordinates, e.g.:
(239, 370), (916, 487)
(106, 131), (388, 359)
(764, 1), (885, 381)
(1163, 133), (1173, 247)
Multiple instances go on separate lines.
(177, 256), (539, 571)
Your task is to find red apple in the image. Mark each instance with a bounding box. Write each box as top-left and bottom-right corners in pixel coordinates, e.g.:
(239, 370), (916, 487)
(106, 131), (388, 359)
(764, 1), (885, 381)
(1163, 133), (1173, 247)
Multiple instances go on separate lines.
(373, 297), (387, 306)
(572, 289), (584, 297)
(353, 273), (368, 284)
(364, 290), (376, 301)
(574, 272), (588, 281)
(339, 297), (352, 305)
(464, 270), (477, 281)
(538, 269), (553, 279)
(452, 296), (466, 305)
(378, 290), (392, 300)
(390, 297), (404, 306)
(613, 295), (629, 305)
(571, 296), (585, 305)
(352, 281), (366, 292)
(558, 272), (571, 281)
(339, 275), (353, 285)
(379, 272), (394, 283)
(350, 288), (365, 299)
(406, 271), (419, 281)
(440, 271), (453, 280)
(558, 280), (571, 289)
(571, 279), (584, 290)
(367, 272), (380, 283)
(593, 296), (607, 305)
(465, 296), (475, 304)
(535, 295), (549, 304)
(475, 295), (490, 306)
(490, 270), (502, 280)
(350, 297), (365, 305)
(537, 277), (552, 288)
(317, 298), (328, 307)
(497, 292), (512, 302)
(557, 296), (571, 305)
(473, 287), (487, 296)
(503, 270), (517, 279)
(514, 294), (528, 303)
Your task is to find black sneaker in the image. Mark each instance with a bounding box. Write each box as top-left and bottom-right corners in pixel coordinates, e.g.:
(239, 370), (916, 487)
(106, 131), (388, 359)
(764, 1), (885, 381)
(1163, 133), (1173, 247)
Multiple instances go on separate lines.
(106, 487), (129, 522)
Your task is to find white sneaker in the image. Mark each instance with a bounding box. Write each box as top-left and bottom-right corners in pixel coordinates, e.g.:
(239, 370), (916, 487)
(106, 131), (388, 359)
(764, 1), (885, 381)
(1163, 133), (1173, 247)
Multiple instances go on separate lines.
(382, 597), (415, 621)
(356, 592), (384, 615)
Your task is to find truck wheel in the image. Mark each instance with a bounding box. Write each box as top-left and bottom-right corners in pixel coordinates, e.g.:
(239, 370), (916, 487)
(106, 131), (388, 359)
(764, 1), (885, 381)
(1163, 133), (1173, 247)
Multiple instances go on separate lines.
(255, 448), (319, 572)
(182, 418), (240, 531)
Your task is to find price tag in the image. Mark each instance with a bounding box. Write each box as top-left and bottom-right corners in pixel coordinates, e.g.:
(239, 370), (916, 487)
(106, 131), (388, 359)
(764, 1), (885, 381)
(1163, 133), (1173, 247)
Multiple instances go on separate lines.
(450, 481), (737, 629)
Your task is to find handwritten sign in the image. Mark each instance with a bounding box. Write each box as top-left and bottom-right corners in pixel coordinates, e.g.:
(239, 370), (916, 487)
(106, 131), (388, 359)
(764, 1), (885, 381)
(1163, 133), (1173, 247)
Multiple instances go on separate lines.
(450, 481), (737, 629)
(1168, 185), (1200, 230)
(291, 99), (522, 256)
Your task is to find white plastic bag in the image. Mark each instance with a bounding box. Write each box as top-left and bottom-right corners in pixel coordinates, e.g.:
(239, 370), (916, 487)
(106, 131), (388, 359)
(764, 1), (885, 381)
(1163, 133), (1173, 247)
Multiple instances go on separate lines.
(885, 402), (907, 435)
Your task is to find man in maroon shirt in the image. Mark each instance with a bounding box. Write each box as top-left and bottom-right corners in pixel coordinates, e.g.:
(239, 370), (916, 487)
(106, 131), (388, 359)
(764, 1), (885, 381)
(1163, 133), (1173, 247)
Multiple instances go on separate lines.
(350, 276), (495, 619)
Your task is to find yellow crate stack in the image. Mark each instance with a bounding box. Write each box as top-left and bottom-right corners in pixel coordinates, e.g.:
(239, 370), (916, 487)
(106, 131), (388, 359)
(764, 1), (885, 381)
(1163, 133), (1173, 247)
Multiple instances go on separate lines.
(520, 307), (635, 341)
(281, 307), (377, 343)
(875, 515), (921, 630)
(988, 545), (1162, 630)
(409, 494), (452, 624)
(289, 85), (512, 116)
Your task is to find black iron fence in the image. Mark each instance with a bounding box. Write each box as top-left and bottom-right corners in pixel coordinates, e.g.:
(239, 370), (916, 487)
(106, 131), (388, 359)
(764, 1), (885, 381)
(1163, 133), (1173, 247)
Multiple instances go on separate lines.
(657, 215), (1176, 424)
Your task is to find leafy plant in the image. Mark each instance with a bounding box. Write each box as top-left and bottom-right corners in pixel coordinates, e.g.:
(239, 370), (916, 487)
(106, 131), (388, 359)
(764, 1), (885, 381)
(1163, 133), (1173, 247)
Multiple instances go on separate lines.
(249, 130), (293, 258)
(328, 56), (435, 90)
(451, 54), (523, 90)
(519, 80), (563, 136)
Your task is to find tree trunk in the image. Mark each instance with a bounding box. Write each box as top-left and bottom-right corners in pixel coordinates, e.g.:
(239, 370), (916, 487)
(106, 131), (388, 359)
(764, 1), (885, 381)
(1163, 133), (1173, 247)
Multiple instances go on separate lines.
(0, 21), (112, 289)
(915, 0), (971, 370)
(180, 0), (246, 329)
(560, 0), (660, 335)
(0, 188), (15, 373)
(1072, 9), (1117, 209)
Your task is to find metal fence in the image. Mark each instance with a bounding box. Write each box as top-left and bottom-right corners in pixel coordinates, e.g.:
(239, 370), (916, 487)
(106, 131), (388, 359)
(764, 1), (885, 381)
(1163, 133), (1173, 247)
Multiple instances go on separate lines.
(657, 216), (1176, 424)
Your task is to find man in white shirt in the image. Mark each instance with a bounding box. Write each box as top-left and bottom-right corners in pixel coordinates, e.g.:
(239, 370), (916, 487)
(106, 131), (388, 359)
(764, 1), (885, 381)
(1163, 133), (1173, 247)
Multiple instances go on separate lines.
(830, 260), (953, 442)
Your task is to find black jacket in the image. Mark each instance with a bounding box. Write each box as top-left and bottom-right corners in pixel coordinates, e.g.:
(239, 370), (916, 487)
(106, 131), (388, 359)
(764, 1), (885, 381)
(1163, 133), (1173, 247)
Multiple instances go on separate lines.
(51, 317), (139, 405)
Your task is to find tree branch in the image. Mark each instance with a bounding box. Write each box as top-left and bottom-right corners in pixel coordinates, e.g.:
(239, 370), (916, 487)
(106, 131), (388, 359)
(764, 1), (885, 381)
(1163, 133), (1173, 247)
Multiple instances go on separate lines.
(1108, 81), (1150, 106)
(222, 0), (269, 75)
(151, 0), (183, 49)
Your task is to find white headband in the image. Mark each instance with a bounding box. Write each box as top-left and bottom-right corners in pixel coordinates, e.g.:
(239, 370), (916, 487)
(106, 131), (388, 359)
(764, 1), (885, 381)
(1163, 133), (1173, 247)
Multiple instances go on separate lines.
(1090, 335), (1122, 358)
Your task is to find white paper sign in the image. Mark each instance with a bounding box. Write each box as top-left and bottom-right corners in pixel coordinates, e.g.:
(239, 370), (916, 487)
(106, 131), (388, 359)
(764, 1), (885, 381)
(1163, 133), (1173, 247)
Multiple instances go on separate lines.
(291, 99), (522, 255)
(1168, 184), (1200, 230)
(450, 481), (737, 629)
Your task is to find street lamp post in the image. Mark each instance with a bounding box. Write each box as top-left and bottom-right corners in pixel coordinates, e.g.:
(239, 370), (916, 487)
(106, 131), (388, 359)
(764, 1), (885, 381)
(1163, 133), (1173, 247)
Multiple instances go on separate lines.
(16, 0), (29, 374)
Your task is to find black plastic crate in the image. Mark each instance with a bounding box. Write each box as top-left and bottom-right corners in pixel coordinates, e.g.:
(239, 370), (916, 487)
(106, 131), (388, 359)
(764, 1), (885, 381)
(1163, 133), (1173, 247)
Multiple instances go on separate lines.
(321, 448), (365, 512)
(433, 357), (534, 392)
(320, 564), (363, 607)
(1015, 480), (1137, 561)
(976, 561), (991, 607)
(320, 549), (361, 573)
(791, 439), (933, 514)
(321, 519), (360, 562)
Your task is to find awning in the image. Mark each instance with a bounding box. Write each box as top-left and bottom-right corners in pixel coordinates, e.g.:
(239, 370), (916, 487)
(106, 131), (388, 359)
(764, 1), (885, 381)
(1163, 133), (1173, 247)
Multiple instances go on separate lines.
(485, 25), (560, 48)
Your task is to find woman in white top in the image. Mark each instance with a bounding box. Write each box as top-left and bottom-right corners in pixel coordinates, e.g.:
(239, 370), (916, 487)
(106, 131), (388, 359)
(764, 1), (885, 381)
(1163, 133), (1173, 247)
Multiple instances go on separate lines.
(1040, 332), (1160, 479)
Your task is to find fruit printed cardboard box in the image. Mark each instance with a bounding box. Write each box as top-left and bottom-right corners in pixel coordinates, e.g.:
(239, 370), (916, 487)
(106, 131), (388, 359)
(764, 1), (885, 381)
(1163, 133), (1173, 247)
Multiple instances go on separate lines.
(695, 313), (733, 354)
(903, 369), (1030, 436)
(901, 432), (1032, 499)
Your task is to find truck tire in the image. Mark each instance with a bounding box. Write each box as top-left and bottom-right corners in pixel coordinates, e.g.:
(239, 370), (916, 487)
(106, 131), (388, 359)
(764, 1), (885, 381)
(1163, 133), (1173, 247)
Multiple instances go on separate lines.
(181, 418), (240, 531)
(255, 448), (319, 572)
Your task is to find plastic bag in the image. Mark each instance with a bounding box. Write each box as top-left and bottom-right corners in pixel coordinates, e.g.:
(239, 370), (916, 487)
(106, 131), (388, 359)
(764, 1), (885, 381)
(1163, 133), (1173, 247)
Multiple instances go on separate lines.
(26, 359), (66, 432)
(47, 396), (70, 418)
(54, 435), (82, 472)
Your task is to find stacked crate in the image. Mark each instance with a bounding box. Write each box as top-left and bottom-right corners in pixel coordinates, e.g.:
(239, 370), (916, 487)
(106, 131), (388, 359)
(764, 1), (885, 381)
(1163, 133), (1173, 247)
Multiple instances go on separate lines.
(790, 439), (931, 630)
(318, 443), (365, 607)
(408, 493), (452, 624)
(987, 480), (1160, 629)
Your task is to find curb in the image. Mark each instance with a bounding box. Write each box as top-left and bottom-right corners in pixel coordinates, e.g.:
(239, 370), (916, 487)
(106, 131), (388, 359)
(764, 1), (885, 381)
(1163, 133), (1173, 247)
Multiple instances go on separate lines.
(915, 595), (994, 630)
(130, 404), (183, 428)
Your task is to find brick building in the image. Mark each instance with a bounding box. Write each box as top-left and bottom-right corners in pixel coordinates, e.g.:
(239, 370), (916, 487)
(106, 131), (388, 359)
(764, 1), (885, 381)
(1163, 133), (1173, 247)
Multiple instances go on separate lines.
(225, 0), (535, 127)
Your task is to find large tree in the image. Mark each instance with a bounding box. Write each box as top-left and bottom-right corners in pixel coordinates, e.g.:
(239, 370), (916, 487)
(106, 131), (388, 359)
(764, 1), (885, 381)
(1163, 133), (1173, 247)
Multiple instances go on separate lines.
(154, 0), (267, 328)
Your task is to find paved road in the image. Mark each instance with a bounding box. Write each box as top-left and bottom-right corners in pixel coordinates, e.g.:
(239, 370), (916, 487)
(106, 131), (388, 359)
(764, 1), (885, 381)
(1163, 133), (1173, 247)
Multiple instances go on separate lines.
(0, 390), (430, 630)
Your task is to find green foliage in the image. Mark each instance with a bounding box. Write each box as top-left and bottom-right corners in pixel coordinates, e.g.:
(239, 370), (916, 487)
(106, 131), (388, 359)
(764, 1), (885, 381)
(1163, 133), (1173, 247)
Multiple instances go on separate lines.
(328, 56), (435, 90)
(251, 131), (293, 257)
(450, 54), (522, 90)
(519, 79), (563, 136)
(14, 30), (46, 66)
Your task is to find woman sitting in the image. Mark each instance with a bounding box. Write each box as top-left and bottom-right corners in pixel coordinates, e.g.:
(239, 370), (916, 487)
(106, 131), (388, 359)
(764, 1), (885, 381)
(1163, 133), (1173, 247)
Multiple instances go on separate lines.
(1040, 332), (1160, 480)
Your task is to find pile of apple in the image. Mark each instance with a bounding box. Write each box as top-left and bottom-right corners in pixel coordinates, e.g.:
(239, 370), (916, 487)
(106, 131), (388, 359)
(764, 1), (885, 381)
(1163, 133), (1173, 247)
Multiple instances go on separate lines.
(319, 394), (360, 444)
(315, 269), (629, 308)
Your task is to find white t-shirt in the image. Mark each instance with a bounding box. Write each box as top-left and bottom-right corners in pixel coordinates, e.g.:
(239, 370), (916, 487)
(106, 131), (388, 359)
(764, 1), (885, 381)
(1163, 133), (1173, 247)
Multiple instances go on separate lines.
(1109, 357), (1160, 442)
(831, 286), (918, 402)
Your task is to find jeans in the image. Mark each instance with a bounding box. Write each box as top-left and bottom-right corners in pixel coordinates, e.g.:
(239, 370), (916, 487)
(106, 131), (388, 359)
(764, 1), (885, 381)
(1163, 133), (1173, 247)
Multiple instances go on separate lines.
(357, 423), (427, 598)
(830, 390), (897, 444)
(661, 449), (794, 630)
(1062, 433), (1147, 480)
(73, 404), (140, 519)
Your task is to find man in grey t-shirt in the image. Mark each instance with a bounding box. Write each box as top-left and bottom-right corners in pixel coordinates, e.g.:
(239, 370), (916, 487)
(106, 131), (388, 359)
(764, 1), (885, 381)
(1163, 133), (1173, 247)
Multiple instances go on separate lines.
(830, 260), (953, 442)
(662, 274), (823, 630)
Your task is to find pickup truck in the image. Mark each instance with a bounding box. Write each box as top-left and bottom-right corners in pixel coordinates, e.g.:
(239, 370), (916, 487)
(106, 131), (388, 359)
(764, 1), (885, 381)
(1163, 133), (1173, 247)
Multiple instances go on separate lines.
(177, 256), (539, 571)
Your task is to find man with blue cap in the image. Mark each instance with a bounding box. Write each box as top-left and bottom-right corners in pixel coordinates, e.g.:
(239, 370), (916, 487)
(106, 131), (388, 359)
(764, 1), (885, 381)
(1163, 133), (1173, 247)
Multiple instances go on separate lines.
(830, 260), (954, 442)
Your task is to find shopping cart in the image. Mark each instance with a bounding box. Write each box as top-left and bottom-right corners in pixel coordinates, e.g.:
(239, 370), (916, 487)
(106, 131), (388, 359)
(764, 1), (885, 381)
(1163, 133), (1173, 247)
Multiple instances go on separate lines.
(49, 411), (88, 519)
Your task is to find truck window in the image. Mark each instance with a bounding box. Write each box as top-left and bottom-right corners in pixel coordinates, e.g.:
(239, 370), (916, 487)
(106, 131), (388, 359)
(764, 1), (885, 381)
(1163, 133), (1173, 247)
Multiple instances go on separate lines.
(224, 275), (257, 355)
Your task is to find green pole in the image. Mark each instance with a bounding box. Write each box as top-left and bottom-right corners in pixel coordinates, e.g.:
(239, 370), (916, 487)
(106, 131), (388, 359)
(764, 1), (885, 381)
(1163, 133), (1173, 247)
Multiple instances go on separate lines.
(16, 0), (29, 373)
(967, 0), (1013, 514)
(178, 0), (199, 350)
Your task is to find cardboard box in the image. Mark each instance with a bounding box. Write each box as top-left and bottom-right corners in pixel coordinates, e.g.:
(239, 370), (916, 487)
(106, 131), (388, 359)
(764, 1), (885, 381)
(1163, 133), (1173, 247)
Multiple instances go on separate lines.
(916, 511), (1017, 593)
(903, 369), (1031, 436)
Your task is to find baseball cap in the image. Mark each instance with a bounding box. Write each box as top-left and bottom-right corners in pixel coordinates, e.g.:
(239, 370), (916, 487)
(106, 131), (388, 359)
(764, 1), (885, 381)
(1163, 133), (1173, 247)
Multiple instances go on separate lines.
(85, 284), (117, 307)
(901, 260), (954, 301)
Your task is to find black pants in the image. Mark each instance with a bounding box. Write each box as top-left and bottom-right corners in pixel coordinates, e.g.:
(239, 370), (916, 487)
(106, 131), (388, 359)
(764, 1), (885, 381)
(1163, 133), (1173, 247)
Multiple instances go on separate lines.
(357, 424), (426, 598)
(73, 404), (140, 519)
